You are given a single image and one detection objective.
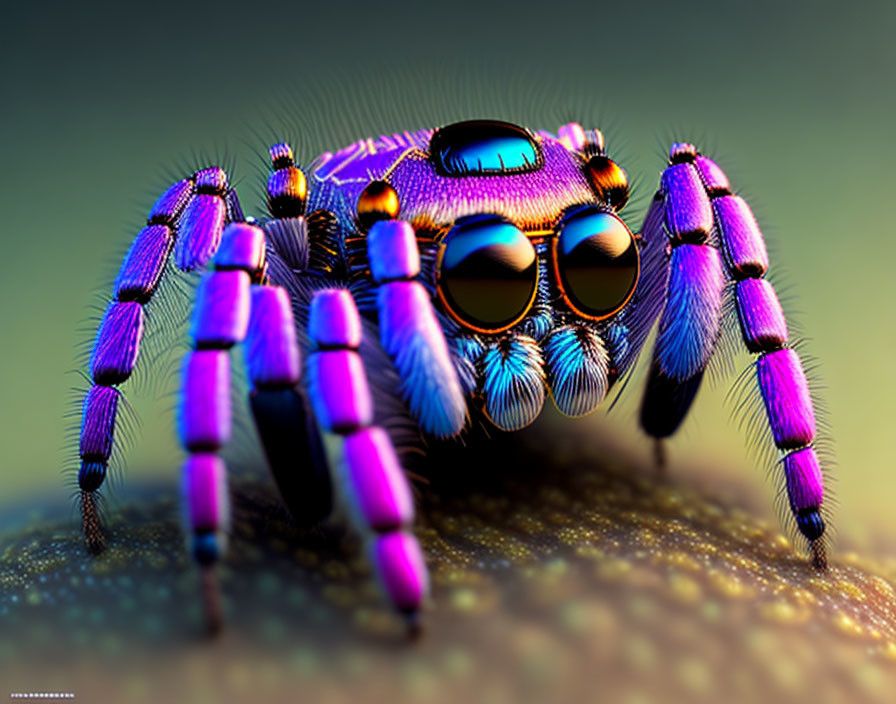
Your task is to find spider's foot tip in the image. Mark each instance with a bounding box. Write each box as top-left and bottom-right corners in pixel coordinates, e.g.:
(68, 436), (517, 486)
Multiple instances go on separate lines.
(86, 536), (106, 555)
(200, 565), (224, 638)
(652, 438), (667, 477)
(404, 611), (423, 641)
(810, 540), (828, 571)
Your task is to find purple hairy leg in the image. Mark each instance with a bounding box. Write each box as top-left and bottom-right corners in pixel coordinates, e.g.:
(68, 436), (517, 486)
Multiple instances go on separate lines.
(76, 168), (236, 553)
(307, 289), (427, 637)
(639, 146), (725, 446)
(642, 142), (828, 567)
(368, 220), (467, 438)
(178, 221), (264, 634)
(708, 172), (828, 567)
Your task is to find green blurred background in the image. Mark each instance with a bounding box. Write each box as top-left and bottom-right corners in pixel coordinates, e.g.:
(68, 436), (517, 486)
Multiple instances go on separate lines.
(1, 0), (894, 551)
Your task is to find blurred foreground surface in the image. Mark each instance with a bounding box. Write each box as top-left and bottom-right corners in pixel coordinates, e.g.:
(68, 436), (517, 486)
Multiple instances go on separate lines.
(2, 422), (895, 704)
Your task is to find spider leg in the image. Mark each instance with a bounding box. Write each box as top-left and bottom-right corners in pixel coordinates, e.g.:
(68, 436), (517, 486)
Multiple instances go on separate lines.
(77, 167), (236, 553)
(306, 289), (426, 636)
(639, 143), (827, 566)
(367, 220), (467, 438)
(244, 145), (332, 524)
(179, 221), (266, 633)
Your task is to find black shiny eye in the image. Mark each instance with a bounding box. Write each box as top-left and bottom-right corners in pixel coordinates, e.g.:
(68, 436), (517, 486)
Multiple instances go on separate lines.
(554, 207), (639, 320)
(429, 120), (542, 177)
(437, 214), (538, 332)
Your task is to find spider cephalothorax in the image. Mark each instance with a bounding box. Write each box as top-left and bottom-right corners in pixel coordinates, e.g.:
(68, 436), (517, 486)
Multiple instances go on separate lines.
(75, 118), (829, 635)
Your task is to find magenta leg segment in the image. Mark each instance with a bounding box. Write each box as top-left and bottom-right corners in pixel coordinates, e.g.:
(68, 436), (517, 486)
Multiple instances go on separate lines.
(307, 289), (427, 627)
(176, 222), (267, 631)
(702, 152), (827, 558)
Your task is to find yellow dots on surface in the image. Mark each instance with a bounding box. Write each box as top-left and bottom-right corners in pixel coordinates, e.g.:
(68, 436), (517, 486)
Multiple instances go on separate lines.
(707, 570), (754, 599)
(450, 588), (478, 613)
(759, 600), (808, 625)
(666, 572), (702, 604)
(835, 580), (867, 602)
(881, 642), (896, 661)
(833, 611), (865, 638)
(595, 556), (633, 580)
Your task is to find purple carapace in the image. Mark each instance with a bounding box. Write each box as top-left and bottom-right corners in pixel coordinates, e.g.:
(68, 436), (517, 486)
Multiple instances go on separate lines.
(74, 120), (830, 636)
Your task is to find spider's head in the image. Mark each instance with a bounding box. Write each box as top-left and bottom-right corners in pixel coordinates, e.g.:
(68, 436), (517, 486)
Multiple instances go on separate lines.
(357, 119), (647, 430)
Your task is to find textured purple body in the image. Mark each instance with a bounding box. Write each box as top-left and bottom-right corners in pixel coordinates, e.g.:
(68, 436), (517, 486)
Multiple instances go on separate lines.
(79, 385), (120, 460)
(182, 454), (230, 532)
(245, 287), (301, 387)
(215, 223), (265, 273)
(783, 447), (824, 511)
(693, 155), (730, 194)
(368, 221), (420, 281)
(344, 427), (414, 531)
(714, 195), (769, 277)
(736, 279), (788, 352)
(373, 532), (428, 612)
(308, 289), (362, 349)
(661, 164), (713, 241)
(757, 349), (816, 449)
(191, 270), (250, 348)
(180, 350), (231, 450)
(655, 244), (725, 381)
(175, 194), (226, 270)
(377, 280), (466, 437)
(149, 179), (192, 224)
(307, 350), (373, 432)
(114, 225), (173, 302)
(386, 140), (594, 230)
(90, 301), (144, 385)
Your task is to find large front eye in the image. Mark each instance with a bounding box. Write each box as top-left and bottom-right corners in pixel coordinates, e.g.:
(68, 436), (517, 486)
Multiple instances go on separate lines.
(429, 120), (542, 176)
(554, 207), (639, 320)
(437, 214), (538, 333)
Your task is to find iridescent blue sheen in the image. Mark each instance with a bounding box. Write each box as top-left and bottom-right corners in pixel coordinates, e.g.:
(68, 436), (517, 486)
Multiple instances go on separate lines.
(543, 325), (610, 417)
(430, 121), (540, 176)
(480, 334), (545, 431)
(441, 215), (530, 270)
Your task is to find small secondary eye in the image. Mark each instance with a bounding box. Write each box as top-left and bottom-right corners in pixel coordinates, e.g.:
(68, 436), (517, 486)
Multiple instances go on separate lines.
(429, 120), (541, 176)
(585, 155), (630, 210)
(437, 214), (538, 332)
(554, 207), (639, 320)
(357, 180), (400, 230)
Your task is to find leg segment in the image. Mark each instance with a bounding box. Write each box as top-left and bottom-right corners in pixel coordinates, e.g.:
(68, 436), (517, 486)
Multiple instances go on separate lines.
(306, 289), (427, 635)
(178, 221), (264, 633)
(639, 143), (828, 565)
(245, 286), (331, 525)
(76, 168), (236, 552)
(367, 220), (467, 438)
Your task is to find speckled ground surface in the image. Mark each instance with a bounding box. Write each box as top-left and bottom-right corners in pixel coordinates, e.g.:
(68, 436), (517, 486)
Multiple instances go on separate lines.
(2, 421), (895, 704)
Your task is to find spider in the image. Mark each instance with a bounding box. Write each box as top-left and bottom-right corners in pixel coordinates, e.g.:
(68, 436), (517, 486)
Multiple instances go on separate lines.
(76, 119), (828, 635)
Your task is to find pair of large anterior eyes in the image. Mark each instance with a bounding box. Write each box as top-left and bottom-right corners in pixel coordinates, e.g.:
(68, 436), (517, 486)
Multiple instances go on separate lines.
(436, 207), (640, 333)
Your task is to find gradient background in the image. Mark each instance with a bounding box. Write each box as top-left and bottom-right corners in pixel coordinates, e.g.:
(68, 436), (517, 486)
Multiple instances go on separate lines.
(1, 0), (894, 555)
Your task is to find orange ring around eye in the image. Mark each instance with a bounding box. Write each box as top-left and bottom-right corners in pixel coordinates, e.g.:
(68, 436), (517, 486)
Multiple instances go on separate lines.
(551, 209), (640, 322)
(435, 215), (539, 334)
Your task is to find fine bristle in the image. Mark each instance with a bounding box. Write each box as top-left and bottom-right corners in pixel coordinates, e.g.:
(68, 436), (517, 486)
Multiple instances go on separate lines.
(80, 491), (105, 555)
